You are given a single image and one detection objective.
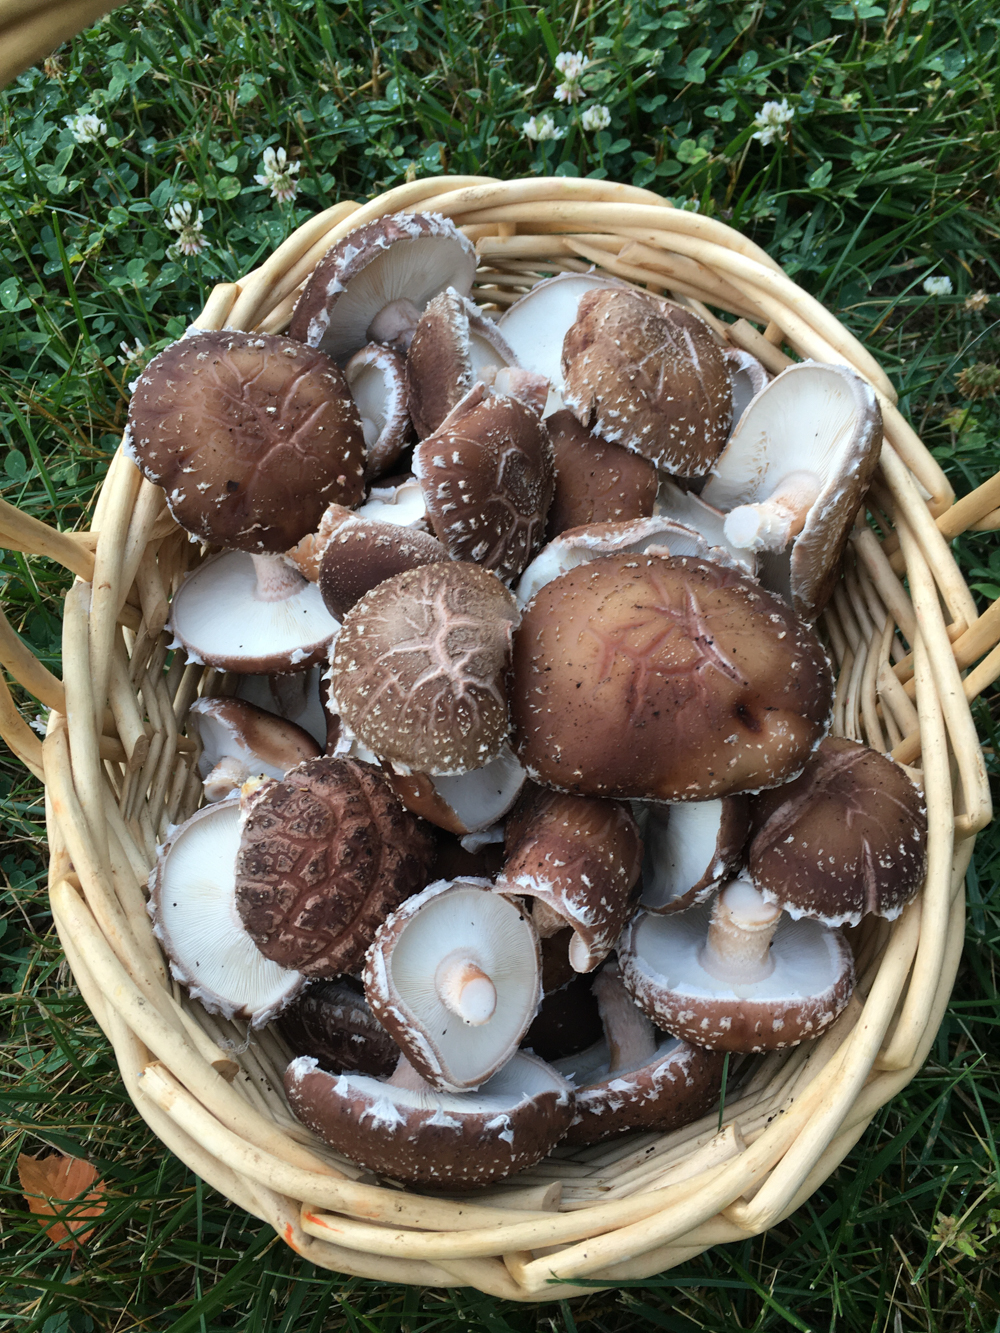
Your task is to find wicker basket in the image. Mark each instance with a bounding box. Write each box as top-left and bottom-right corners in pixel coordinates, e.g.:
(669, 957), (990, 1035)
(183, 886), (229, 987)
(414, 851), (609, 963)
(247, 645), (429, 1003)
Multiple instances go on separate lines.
(3, 175), (1000, 1301)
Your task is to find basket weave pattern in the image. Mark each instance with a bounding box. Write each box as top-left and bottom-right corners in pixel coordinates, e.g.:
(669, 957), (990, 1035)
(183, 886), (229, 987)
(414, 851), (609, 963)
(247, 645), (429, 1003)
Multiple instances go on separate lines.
(3, 176), (999, 1301)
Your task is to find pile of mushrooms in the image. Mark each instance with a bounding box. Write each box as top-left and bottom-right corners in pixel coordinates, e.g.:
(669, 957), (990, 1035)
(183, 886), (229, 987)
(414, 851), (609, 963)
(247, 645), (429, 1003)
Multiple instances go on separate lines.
(124, 209), (927, 1189)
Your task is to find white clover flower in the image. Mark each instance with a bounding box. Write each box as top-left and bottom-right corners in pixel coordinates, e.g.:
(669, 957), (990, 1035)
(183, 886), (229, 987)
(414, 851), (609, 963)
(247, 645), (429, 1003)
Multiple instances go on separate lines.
(751, 99), (795, 147)
(522, 113), (565, 142)
(117, 337), (146, 365)
(964, 290), (990, 312)
(30, 710), (51, 737)
(253, 146), (301, 203)
(581, 104), (611, 132)
(923, 275), (953, 297)
(164, 201), (208, 257)
(64, 111), (107, 145)
(555, 50), (589, 81)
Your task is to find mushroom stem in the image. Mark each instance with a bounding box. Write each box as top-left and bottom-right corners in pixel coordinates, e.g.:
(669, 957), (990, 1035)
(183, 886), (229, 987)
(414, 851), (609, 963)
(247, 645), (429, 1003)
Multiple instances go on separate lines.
(699, 877), (782, 984)
(386, 1054), (432, 1093)
(367, 298), (422, 351)
(435, 951), (498, 1026)
(250, 553), (309, 602)
(723, 470), (822, 553)
(203, 754), (251, 802)
(592, 965), (658, 1075)
(532, 898), (567, 939)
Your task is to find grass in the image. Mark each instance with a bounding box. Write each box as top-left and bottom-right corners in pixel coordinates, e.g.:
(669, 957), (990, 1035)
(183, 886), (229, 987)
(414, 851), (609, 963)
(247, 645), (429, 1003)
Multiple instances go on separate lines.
(1, 0), (999, 1328)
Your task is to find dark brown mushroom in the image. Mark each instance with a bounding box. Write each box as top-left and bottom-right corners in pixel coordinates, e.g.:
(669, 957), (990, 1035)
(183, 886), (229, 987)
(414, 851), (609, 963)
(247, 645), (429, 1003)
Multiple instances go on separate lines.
(276, 978), (400, 1078)
(546, 409), (657, 539)
(234, 756), (437, 977)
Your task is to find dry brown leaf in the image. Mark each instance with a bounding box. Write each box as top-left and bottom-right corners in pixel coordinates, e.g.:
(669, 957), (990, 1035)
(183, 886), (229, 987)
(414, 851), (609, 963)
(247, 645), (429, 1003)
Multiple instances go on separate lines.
(17, 1150), (108, 1250)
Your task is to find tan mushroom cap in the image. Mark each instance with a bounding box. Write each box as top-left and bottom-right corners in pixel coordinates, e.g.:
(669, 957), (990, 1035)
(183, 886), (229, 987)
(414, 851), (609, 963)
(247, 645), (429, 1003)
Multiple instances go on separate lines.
(284, 1049), (573, 1188)
(748, 736), (928, 927)
(124, 330), (366, 554)
(363, 878), (542, 1091)
(288, 212), (477, 364)
(546, 408), (657, 539)
(700, 362), (883, 618)
(497, 787), (643, 972)
(512, 554), (834, 802)
(413, 384), (555, 586)
(149, 801), (304, 1027)
(407, 287), (518, 439)
(187, 695), (321, 801)
(317, 512), (447, 620)
(561, 289), (732, 476)
(331, 561), (519, 777)
(618, 889), (855, 1053)
(234, 756), (437, 977)
(344, 342), (412, 481)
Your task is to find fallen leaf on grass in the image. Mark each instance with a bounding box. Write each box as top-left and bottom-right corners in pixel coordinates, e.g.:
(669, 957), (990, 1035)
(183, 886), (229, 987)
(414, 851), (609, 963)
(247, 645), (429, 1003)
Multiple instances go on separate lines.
(17, 1150), (108, 1250)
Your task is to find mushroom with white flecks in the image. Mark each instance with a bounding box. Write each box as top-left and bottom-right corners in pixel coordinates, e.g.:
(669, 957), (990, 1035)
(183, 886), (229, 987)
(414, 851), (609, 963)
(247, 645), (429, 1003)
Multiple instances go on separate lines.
(618, 873), (855, 1052)
(288, 212), (478, 363)
(148, 800), (304, 1027)
(284, 1048), (573, 1187)
(187, 696), (321, 802)
(331, 560), (520, 777)
(363, 877), (541, 1091)
(700, 361), (883, 618)
(555, 962), (724, 1144)
(748, 735), (928, 927)
(497, 786), (643, 972)
(276, 978), (401, 1079)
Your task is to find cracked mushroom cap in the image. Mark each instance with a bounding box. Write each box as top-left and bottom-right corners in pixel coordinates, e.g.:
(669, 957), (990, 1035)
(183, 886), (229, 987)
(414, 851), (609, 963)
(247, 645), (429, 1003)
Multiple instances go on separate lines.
(748, 736), (928, 927)
(546, 409), (658, 539)
(561, 289), (732, 476)
(639, 796), (750, 914)
(276, 978), (400, 1079)
(168, 550), (340, 674)
(284, 1049), (573, 1188)
(149, 801), (304, 1026)
(413, 383), (555, 586)
(700, 362), (883, 618)
(288, 212), (477, 363)
(363, 877), (542, 1091)
(555, 963), (724, 1145)
(124, 330), (366, 553)
(512, 554), (834, 802)
(234, 756), (437, 977)
(316, 511), (448, 620)
(497, 787), (643, 973)
(187, 695), (321, 801)
(331, 561), (519, 777)
(618, 880), (855, 1052)
(344, 342), (412, 481)
(407, 287), (518, 439)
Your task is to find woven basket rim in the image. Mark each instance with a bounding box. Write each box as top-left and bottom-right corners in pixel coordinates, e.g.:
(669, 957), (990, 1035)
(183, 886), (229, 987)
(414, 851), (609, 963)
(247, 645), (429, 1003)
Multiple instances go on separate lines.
(2, 174), (994, 1301)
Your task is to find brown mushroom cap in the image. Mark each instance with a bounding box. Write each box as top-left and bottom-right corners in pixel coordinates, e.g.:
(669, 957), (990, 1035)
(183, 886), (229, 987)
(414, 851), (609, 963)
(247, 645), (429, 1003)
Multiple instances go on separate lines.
(317, 513), (447, 620)
(407, 288), (518, 439)
(497, 787), (643, 972)
(284, 1049), (573, 1188)
(413, 384), (555, 586)
(149, 801), (304, 1026)
(331, 561), (519, 777)
(234, 756), (436, 977)
(556, 964), (724, 1145)
(512, 554), (834, 802)
(276, 978), (400, 1078)
(344, 342), (412, 481)
(363, 878), (542, 1091)
(546, 409), (658, 539)
(748, 736), (928, 926)
(561, 290), (732, 476)
(639, 796), (750, 914)
(618, 891), (855, 1053)
(288, 212), (477, 364)
(187, 695), (321, 801)
(124, 330), (366, 554)
(235, 667), (329, 748)
(386, 743), (526, 835)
